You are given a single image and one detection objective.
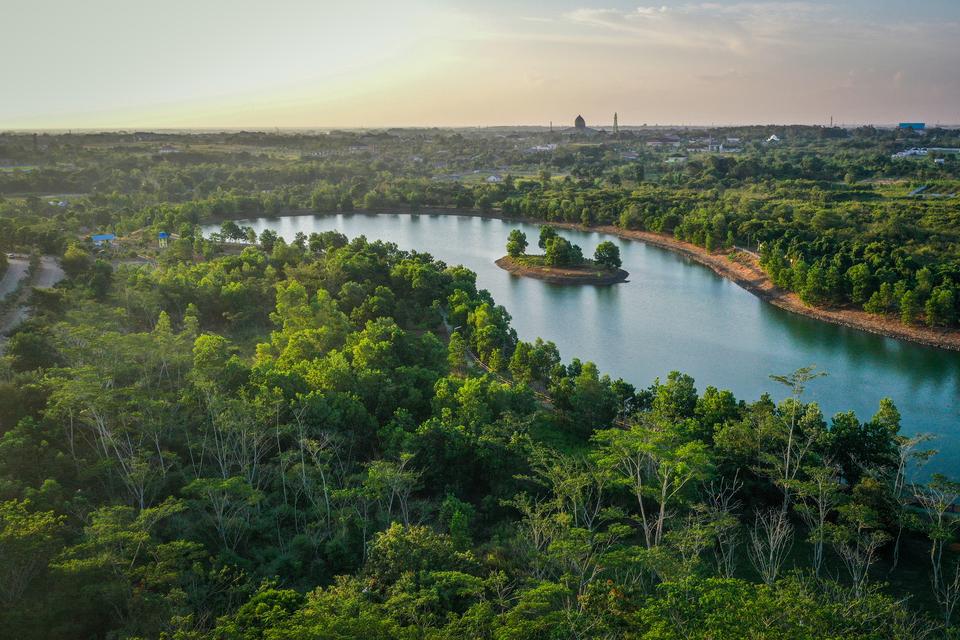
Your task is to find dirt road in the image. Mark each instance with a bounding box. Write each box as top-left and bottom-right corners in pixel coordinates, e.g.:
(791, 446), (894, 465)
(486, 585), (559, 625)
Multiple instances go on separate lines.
(0, 256), (66, 349)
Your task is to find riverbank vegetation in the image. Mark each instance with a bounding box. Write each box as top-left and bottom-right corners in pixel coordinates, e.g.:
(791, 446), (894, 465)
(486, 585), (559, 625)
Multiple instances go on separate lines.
(2, 126), (957, 335)
(1, 127), (959, 637)
(0, 231), (958, 638)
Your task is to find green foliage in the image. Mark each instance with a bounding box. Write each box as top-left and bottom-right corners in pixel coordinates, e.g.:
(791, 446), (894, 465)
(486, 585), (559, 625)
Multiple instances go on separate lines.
(543, 236), (583, 267)
(60, 243), (91, 278)
(0, 129), (955, 636)
(593, 240), (622, 269)
(537, 225), (558, 250)
(506, 229), (527, 257)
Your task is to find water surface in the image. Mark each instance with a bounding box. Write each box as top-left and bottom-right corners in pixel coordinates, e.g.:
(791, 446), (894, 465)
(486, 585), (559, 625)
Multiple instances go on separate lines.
(207, 213), (960, 477)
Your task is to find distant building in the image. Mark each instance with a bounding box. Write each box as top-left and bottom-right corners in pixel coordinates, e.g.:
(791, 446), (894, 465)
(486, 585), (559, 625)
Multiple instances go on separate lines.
(563, 114), (601, 136)
(647, 139), (680, 148)
(899, 122), (926, 131)
(91, 233), (116, 247)
(486, 174), (503, 183)
(766, 134), (781, 143)
(527, 143), (557, 153)
(158, 145), (180, 154)
(892, 147), (928, 159)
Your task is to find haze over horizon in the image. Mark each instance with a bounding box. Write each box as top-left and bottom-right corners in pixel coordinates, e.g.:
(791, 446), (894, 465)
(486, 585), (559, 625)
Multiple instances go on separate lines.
(3, 0), (959, 129)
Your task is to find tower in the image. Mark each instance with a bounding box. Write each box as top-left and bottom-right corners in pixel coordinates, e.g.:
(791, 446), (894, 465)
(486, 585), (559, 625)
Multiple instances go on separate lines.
(574, 115), (586, 129)
(614, 112), (619, 138)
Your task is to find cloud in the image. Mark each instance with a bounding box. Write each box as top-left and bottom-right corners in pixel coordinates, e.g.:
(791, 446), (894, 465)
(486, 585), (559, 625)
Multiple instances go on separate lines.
(697, 68), (747, 82)
(561, 3), (835, 54)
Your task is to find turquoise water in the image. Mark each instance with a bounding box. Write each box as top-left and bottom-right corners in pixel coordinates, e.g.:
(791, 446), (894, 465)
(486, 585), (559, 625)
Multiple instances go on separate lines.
(207, 213), (960, 478)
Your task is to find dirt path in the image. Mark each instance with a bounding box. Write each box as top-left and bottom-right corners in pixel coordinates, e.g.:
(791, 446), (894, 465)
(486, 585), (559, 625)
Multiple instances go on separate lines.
(0, 257), (30, 301)
(0, 256), (66, 348)
(31, 256), (65, 289)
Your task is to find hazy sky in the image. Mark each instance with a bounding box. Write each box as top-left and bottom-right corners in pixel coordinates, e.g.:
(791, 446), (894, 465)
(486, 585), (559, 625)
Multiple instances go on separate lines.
(3, 0), (959, 128)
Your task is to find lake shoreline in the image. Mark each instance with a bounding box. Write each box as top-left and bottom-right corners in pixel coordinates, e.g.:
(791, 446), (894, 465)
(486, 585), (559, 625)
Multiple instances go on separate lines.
(495, 255), (629, 285)
(207, 206), (960, 352)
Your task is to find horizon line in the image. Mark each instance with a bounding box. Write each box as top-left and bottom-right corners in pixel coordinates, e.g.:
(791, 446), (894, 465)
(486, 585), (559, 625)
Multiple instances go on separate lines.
(3, 122), (958, 133)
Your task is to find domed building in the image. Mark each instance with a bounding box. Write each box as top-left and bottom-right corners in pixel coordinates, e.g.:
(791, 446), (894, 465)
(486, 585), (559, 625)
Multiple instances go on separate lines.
(564, 114), (600, 136)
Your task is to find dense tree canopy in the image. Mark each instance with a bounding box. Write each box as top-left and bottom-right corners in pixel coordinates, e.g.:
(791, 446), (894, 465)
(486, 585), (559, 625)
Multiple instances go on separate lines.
(0, 127), (957, 638)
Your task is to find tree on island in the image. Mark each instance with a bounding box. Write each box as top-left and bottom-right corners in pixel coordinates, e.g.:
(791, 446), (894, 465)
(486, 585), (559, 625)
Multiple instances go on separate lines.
(506, 230), (527, 257)
(594, 241), (622, 270)
(544, 236), (583, 267)
(538, 226), (558, 249)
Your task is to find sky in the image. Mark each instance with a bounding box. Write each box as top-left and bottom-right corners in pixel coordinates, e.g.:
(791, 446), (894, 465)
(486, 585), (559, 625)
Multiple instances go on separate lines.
(2, 0), (959, 129)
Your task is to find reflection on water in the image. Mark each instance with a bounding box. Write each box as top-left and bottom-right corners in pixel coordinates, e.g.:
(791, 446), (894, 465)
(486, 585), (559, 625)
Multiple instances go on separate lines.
(205, 213), (960, 478)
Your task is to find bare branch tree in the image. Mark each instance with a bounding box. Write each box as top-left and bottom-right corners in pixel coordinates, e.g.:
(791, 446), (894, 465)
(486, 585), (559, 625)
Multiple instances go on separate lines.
(768, 366), (827, 511)
(914, 476), (960, 628)
(748, 509), (794, 587)
(705, 474), (743, 579)
(790, 462), (842, 578)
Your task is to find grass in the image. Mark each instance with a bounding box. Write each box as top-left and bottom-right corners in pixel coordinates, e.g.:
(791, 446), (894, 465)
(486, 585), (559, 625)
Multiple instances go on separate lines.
(511, 254), (617, 273)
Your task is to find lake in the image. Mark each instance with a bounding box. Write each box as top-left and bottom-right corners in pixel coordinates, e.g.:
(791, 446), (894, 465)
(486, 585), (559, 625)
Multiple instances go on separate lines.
(206, 213), (960, 478)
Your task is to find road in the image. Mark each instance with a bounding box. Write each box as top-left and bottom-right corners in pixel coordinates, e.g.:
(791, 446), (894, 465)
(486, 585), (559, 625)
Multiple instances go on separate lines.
(0, 257), (30, 301)
(0, 256), (66, 349)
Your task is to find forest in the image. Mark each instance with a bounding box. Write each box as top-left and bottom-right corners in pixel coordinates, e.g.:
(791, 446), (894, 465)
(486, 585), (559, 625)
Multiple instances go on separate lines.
(2, 126), (958, 330)
(1, 127), (959, 638)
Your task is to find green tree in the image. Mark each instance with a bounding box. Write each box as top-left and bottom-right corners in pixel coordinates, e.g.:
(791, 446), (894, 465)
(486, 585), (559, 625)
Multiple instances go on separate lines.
(593, 418), (713, 549)
(61, 243), (91, 278)
(258, 228), (279, 252)
(538, 226), (558, 250)
(88, 258), (113, 299)
(864, 282), (895, 314)
(900, 290), (920, 324)
(544, 237), (583, 267)
(508, 340), (535, 384)
(925, 285), (956, 327)
(0, 499), (64, 608)
(846, 263), (873, 305)
(448, 330), (469, 373)
(506, 229), (527, 257)
(593, 241), (622, 269)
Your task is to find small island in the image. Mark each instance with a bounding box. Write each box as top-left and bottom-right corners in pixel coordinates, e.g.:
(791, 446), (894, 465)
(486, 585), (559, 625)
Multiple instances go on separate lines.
(496, 226), (628, 285)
